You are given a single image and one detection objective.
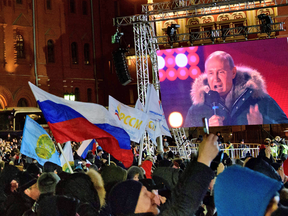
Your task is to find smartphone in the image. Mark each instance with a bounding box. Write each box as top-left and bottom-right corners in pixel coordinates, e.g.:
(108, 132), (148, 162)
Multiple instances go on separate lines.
(203, 117), (209, 135)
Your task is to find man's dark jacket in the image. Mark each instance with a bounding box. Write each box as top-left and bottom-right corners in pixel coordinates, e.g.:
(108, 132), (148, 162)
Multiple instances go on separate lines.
(5, 191), (35, 216)
(185, 66), (288, 127)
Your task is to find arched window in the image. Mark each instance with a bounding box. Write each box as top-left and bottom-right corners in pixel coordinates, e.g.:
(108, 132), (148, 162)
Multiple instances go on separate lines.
(17, 98), (28, 107)
(84, 43), (90, 65)
(71, 42), (78, 64)
(16, 34), (25, 59)
(70, 0), (76, 13)
(47, 40), (55, 63)
(82, 1), (88, 15)
(47, 0), (52, 10)
(75, 88), (80, 101)
(87, 88), (92, 102)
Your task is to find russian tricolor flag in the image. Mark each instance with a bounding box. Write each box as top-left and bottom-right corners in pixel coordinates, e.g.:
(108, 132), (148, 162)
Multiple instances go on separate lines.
(77, 139), (96, 159)
(28, 82), (133, 168)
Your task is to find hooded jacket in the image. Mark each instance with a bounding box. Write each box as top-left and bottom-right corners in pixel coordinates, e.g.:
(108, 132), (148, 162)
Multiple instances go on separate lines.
(184, 66), (288, 126)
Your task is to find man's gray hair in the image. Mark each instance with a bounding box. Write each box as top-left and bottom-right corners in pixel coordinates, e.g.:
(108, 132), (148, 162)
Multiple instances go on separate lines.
(205, 51), (235, 70)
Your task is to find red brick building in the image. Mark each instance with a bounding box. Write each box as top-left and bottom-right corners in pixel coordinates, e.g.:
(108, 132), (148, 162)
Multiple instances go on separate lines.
(0, 0), (145, 110)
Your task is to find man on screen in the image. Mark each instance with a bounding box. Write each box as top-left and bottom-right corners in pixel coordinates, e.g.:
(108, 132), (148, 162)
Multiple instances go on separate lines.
(184, 51), (288, 127)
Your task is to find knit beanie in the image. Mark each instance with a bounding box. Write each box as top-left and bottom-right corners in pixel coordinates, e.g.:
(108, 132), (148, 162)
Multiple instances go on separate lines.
(109, 180), (142, 216)
(38, 172), (60, 194)
(214, 165), (283, 216)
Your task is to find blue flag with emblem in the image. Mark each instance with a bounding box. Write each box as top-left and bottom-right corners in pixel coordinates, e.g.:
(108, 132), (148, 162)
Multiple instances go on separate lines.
(20, 116), (61, 166)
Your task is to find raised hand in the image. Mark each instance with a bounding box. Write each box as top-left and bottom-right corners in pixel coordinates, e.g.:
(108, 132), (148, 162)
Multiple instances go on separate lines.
(197, 134), (219, 167)
(209, 115), (225, 126)
(247, 104), (263, 125)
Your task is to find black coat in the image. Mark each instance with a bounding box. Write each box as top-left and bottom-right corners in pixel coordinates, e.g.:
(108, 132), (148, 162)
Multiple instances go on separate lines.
(158, 162), (214, 216)
(23, 193), (81, 216)
(5, 192), (35, 216)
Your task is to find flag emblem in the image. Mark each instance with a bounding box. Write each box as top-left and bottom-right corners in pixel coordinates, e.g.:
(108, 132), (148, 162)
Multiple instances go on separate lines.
(35, 134), (56, 159)
(115, 104), (121, 120)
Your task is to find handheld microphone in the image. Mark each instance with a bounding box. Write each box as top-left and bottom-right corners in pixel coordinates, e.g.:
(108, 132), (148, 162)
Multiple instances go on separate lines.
(205, 90), (220, 115)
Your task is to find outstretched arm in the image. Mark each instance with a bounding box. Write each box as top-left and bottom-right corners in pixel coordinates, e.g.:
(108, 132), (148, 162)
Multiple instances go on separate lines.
(160, 134), (219, 216)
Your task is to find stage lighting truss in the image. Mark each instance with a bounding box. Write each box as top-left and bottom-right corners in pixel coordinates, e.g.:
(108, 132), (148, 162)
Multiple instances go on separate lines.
(156, 22), (284, 45)
(141, 0), (282, 14)
(115, 0), (288, 26)
(172, 128), (192, 159)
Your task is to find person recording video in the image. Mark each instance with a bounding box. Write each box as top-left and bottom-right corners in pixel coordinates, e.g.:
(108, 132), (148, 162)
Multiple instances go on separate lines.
(184, 51), (288, 127)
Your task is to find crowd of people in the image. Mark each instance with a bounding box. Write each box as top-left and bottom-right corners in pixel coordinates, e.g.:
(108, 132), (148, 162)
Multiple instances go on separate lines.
(0, 132), (288, 216)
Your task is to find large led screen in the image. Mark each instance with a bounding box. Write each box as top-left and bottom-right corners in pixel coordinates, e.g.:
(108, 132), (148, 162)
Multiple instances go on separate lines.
(158, 38), (288, 128)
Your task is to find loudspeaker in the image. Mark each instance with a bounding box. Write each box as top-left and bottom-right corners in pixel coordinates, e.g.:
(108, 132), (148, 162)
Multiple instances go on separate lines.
(112, 49), (132, 86)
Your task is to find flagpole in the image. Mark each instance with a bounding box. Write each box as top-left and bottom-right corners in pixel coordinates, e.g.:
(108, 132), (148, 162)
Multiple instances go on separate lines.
(138, 134), (144, 165)
(108, 153), (111, 165)
(156, 120), (164, 154)
(57, 143), (74, 174)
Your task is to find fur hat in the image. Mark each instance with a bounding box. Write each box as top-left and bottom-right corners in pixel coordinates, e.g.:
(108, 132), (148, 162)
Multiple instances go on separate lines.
(127, 166), (144, 180)
(100, 163), (127, 194)
(56, 169), (106, 209)
(38, 172), (60, 194)
(109, 180), (142, 216)
(214, 165), (283, 216)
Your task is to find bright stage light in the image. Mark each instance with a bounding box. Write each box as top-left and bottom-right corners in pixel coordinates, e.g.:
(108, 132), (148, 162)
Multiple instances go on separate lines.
(169, 112), (183, 128)
(175, 53), (188, 68)
(157, 56), (165, 70)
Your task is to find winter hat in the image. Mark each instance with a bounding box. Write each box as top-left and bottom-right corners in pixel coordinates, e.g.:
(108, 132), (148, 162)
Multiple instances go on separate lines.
(38, 172), (60, 194)
(245, 157), (282, 182)
(100, 163), (127, 194)
(26, 163), (41, 178)
(97, 146), (103, 152)
(43, 161), (62, 174)
(109, 180), (142, 216)
(18, 171), (38, 192)
(127, 166), (144, 180)
(214, 165), (283, 216)
(56, 169), (105, 210)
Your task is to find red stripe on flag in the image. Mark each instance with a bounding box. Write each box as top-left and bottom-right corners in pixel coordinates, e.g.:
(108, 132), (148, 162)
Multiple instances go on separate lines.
(48, 118), (133, 167)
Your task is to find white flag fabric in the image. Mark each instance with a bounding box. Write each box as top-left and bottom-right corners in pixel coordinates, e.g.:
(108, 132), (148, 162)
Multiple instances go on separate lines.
(159, 102), (172, 137)
(144, 84), (172, 143)
(60, 141), (74, 173)
(145, 84), (162, 120)
(135, 98), (145, 112)
(109, 96), (149, 143)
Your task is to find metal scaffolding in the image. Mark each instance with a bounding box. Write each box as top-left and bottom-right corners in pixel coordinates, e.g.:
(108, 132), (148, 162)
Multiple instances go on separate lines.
(115, 0), (288, 26)
(157, 22), (285, 45)
(114, 0), (288, 157)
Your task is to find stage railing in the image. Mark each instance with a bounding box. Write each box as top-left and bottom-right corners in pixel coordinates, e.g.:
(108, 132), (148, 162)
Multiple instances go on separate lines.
(169, 143), (261, 159)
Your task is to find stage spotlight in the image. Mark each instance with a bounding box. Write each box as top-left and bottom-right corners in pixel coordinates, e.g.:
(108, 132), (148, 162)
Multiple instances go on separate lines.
(166, 24), (180, 46)
(112, 30), (124, 44)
